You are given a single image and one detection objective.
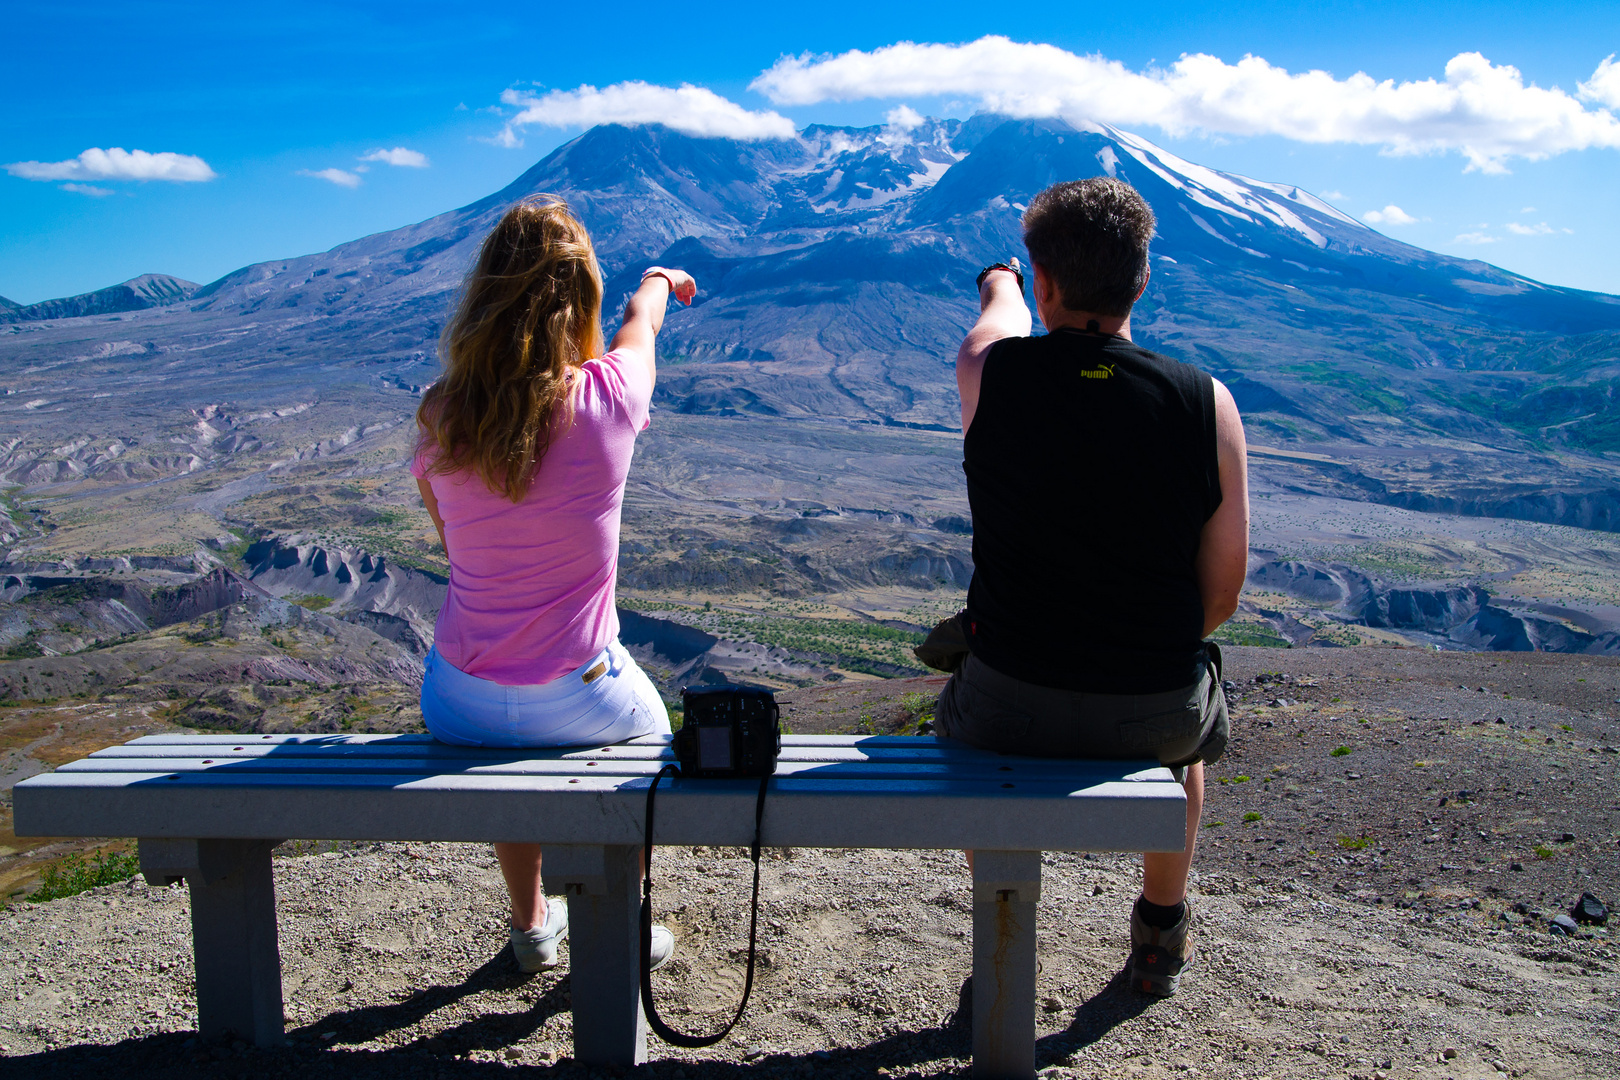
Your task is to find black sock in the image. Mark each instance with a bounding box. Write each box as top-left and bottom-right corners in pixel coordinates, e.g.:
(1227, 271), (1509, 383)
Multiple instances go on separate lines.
(1136, 896), (1186, 930)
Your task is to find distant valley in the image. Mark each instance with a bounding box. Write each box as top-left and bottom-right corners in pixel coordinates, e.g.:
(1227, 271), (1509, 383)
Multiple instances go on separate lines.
(3, 113), (1620, 675)
(7, 114), (1620, 897)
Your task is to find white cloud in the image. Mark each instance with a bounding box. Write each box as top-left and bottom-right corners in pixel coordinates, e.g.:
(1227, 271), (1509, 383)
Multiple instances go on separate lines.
(1362, 204), (1418, 225)
(360, 147), (429, 168)
(299, 168), (363, 188)
(1578, 54), (1620, 109)
(1320, 189), (1345, 200)
(751, 38), (1620, 172)
(1454, 231), (1498, 244)
(5, 147), (216, 183)
(1520, 206), (1537, 213)
(60, 182), (115, 197)
(885, 104), (926, 130)
(498, 82), (796, 144)
(1506, 221), (1555, 235)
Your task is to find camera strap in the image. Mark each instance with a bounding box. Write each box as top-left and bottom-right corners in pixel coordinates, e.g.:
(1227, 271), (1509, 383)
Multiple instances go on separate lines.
(639, 762), (769, 1048)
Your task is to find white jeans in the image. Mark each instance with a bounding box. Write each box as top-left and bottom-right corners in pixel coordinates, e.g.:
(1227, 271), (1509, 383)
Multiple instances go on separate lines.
(420, 640), (670, 748)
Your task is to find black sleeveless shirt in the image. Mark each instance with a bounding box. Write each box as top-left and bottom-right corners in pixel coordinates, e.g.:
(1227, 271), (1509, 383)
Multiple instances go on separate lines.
(963, 329), (1221, 694)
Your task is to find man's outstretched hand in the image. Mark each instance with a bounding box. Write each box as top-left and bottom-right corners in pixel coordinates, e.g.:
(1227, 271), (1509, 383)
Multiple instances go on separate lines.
(976, 257), (1025, 297)
(958, 255), (1033, 433)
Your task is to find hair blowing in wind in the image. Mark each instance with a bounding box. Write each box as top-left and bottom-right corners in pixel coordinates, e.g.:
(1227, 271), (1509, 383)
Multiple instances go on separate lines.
(416, 196), (605, 502)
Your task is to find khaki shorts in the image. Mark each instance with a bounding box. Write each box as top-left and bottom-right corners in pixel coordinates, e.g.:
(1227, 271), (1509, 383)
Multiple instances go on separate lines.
(934, 647), (1228, 778)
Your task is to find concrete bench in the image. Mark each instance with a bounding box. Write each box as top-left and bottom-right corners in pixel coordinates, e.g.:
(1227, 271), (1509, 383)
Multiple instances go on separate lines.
(14, 732), (1186, 1079)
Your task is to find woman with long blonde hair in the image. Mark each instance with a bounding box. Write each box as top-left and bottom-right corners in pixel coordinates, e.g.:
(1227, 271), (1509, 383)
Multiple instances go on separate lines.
(413, 195), (696, 972)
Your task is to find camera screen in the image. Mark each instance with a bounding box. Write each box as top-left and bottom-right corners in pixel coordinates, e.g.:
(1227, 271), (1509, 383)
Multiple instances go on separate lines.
(698, 724), (733, 770)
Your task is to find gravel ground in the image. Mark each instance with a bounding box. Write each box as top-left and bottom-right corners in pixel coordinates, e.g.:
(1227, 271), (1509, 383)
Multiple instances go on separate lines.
(1, 645), (1617, 1078)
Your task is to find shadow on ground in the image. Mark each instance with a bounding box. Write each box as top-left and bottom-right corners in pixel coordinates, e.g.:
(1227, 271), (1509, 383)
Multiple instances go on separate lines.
(1037, 965), (1158, 1059)
(10, 965), (986, 1078)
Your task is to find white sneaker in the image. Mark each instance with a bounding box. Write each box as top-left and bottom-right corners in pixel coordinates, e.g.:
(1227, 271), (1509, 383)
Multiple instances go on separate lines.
(649, 924), (675, 971)
(510, 897), (568, 972)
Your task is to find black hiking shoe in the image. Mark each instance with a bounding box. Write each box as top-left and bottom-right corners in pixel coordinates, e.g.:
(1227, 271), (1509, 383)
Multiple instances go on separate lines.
(1129, 899), (1194, 996)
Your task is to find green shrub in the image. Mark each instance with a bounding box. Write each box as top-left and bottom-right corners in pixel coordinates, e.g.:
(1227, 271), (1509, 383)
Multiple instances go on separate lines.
(31, 849), (141, 902)
(898, 690), (935, 734)
(1211, 624), (1292, 649)
(1330, 745), (1352, 757)
(1242, 812), (1262, 823)
(1337, 834), (1373, 850)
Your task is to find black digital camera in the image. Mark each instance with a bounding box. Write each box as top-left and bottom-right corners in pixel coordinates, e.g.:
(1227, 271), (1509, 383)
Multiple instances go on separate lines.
(673, 685), (780, 778)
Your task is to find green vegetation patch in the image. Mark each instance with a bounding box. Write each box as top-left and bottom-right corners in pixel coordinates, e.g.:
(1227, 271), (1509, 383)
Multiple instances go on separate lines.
(1210, 622), (1292, 649)
(1330, 745), (1352, 757)
(3, 633), (47, 660)
(896, 690), (935, 735)
(288, 593), (335, 611)
(30, 849), (141, 903)
(627, 601), (929, 675)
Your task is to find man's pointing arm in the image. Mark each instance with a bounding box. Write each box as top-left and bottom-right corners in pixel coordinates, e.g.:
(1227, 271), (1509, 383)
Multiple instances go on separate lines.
(957, 264), (1032, 434)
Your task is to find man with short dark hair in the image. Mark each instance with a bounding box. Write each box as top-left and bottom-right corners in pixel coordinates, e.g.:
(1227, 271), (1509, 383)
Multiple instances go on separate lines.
(936, 176), (1249, 996)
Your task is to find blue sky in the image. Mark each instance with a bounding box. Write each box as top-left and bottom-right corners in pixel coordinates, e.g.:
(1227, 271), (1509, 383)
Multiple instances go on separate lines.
(3, 0), (1618, 303)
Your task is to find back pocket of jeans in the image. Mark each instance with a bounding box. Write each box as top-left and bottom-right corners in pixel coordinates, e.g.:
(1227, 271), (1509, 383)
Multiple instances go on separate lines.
(952, 680), (1033, 750)
(1115, 704), (1203, 755)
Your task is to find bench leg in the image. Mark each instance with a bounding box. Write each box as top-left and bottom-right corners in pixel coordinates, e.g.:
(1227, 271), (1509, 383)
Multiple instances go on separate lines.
(563, 843), (647, 1067)
(972, 849), (1042, 1080)
(140, 838), (286, 1046)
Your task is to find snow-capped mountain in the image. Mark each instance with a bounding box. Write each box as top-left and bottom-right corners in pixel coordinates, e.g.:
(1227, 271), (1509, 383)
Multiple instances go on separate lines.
(6, 115), (1620, 453)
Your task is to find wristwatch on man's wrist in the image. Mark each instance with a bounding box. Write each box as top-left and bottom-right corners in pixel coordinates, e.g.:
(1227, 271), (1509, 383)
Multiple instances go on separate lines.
(975, 258), (1024, 292)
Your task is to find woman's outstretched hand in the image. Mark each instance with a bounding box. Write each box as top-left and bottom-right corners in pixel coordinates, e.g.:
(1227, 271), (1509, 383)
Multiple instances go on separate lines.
(642, 267), (697, 306)
(613, 267), (699, 377)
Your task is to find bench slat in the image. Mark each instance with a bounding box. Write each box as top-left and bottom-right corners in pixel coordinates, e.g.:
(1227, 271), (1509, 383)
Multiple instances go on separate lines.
(122, 733), (936, 748)
(14, 769), (1186, 851)
(53, 755), (1163, 784)
(90, 743), (1002, 761)
(84, 743), (1034, 764)
(104, 734), (1027, 764)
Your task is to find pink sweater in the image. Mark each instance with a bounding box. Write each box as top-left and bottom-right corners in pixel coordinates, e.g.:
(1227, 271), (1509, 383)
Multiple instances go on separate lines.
(411, 349), (651, 685)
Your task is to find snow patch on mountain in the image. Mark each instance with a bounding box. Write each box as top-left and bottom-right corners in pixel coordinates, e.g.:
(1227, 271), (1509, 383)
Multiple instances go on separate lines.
(1105, 124), (1366, 249)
